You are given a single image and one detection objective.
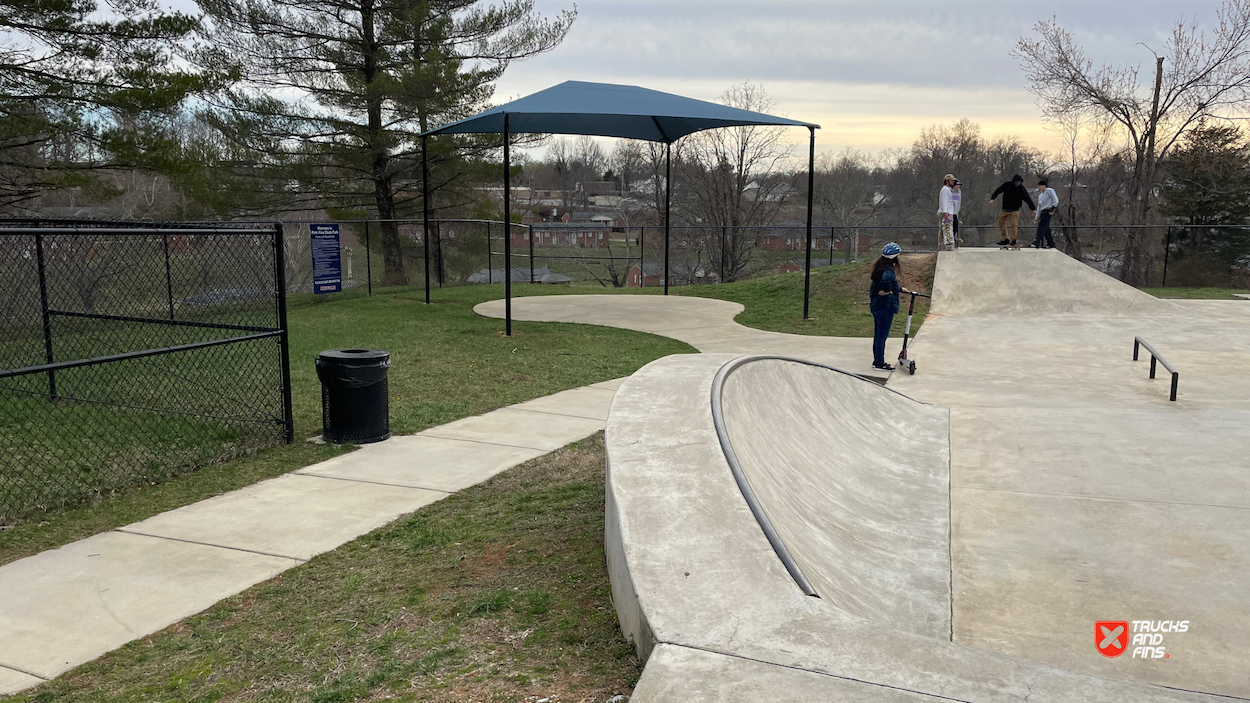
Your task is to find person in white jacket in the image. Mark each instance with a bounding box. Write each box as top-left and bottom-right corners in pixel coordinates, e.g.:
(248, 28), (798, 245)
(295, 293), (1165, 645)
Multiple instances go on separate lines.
(937, 174), (958, 251)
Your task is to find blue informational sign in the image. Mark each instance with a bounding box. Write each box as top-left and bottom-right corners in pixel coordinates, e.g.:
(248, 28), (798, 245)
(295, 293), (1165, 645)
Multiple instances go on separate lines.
(310, 223), (342, 294)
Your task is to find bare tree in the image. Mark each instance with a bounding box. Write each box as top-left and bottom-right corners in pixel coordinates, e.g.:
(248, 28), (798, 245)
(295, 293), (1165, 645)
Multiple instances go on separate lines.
(545, 136), (606, 212)
(1048, 110), (1121, 256)
(1015, 0), (1250, 283)
(611, 140), (645, 192)
(640, 140), (668, 225)
(816, 149), (884, 225)
(681, 82), (795, 280)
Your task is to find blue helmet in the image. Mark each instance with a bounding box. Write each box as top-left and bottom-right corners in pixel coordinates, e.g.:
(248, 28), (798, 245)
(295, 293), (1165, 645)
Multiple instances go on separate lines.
(882, 242), (901, 258)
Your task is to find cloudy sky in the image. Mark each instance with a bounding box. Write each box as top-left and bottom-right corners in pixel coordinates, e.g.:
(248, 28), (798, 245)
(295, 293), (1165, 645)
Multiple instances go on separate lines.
(488, 0), (1226, 155)
(155, 0), (1227, 155)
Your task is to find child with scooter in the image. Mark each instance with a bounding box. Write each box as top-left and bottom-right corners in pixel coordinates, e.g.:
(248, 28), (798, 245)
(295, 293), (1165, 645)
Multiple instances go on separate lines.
(869, 243), (926, 371)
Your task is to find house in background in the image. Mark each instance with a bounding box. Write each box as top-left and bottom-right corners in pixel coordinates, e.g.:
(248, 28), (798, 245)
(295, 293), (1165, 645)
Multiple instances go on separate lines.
(626, 262), (719, 287)
(626, 262), (664, 288)
(521, 211), (620, 249)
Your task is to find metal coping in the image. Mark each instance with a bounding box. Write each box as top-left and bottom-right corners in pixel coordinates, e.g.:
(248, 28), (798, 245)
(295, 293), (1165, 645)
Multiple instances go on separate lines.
(709, 354), (933, 598)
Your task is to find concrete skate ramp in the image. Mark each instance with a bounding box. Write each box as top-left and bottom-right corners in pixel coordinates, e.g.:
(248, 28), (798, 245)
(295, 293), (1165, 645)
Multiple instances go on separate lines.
(716, 357), (951, 639)
(605, 353), (1219, 701)
(931, 248), (1183, 317)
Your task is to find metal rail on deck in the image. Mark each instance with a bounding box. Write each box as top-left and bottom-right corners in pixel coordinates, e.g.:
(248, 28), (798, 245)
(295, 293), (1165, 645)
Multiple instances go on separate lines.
(1133, 337), (1179, 402)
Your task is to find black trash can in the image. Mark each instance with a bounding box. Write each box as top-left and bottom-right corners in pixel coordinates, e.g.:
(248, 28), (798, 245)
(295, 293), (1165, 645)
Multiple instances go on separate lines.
(315, 349), (391, 444)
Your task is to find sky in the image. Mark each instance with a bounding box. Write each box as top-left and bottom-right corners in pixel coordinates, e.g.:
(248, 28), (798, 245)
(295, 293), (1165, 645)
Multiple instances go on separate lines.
(157, 0), (1228, 157)
(486, 0), (1227, 156)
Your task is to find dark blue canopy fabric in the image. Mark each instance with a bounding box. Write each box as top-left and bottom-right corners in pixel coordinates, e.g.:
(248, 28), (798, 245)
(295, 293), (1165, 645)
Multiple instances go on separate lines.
(422, 81), (818, 143)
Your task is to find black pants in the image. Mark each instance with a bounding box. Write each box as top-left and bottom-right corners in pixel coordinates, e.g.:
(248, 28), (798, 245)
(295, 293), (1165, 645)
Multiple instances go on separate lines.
(1034, 210), (1055, 248)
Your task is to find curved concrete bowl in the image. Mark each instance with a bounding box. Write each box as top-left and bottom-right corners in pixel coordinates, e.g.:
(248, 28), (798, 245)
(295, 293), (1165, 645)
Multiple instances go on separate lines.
(605, 353), (1220, 702)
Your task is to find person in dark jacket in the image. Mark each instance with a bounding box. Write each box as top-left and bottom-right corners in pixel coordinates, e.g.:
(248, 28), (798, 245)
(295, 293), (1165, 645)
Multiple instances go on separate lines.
(869, 242), (914, 370)
(989, 174), (1036, 246)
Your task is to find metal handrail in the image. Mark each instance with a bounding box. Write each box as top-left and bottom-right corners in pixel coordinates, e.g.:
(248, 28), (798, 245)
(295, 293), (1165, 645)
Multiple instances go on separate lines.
(1133, 337), (1179, 401)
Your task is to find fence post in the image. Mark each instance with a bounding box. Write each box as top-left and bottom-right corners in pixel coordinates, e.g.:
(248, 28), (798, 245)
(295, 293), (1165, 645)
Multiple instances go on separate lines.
(720, 226), (727, 282)
(1162, 226), (1172, 287)
(273, 224), (294, 444)
(364, 221), (373, 296)
(435, 220), (444, 287)
(486, 222), (492, 275)
(639, 226), (646, 288)
(163, 232), (175, 319)
(34, 232), (57, 399)
(529, 224), (535, 283)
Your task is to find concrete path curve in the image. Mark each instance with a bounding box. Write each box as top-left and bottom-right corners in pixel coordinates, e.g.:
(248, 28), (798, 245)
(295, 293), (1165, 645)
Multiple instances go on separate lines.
(474, 295), (902, 379)
(0, 378), (625, 696)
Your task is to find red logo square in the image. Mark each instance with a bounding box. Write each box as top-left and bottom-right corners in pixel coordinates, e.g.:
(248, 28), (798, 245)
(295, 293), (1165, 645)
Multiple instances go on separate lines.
(1096, 621), (1129, 658)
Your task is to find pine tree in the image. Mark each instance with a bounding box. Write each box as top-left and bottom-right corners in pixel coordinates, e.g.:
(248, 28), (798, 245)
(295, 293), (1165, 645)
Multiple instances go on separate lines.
(1162, 125), (1250, 265)
(0, 0), (217, 211)
(196, 0), (575, 284)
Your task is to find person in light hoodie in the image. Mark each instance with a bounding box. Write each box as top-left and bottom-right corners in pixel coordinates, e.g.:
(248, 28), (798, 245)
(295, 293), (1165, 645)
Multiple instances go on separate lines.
(937, 174), (958, 251)
(1031, 179), (1059, 249)
(952, 179), (963, 247)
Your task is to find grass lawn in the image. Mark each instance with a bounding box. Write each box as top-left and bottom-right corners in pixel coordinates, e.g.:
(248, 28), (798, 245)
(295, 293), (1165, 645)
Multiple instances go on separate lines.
(675, 253), (937, 338)
(4, 433), (638, 703)
(0, 284), (692, 565)
(1143, 287), (1250, 299)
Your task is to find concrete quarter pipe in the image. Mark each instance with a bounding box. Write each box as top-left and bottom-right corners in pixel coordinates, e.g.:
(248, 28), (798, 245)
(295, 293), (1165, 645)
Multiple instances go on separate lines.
(605, 249), (1248, 701)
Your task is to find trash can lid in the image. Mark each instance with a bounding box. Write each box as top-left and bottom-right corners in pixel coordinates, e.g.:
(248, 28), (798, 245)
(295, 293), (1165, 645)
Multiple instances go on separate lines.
(317, 348), (390, 362)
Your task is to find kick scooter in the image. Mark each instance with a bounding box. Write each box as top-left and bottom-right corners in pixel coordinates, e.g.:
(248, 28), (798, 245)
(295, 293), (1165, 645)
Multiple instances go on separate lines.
(897, 291), (931, 375)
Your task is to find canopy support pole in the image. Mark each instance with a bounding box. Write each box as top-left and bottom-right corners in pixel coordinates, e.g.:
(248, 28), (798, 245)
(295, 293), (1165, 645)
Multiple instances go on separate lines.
(663, 142), (671, 295)
(504, 113), (512, 336)
(422, 135), (431, 304)
(803, 126), (815, 319)
(638, 226), (645, 288)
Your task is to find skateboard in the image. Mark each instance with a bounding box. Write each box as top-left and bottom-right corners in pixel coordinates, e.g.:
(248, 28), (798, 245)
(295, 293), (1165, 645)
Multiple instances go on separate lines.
(998, 241), (1022, 250)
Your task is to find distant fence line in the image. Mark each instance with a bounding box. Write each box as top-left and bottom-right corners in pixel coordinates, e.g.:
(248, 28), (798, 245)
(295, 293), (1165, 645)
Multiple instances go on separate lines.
(274, 219), (1226, 291)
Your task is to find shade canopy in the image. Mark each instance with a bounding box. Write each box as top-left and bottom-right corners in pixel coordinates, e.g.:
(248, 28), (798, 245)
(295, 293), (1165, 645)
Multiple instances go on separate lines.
(421, 80), (819, 143)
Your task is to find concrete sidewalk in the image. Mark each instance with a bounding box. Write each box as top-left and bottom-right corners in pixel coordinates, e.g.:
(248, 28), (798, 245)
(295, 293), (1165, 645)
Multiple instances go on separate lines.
(0, 378), (623, 696)
(474, 295), (904, 380)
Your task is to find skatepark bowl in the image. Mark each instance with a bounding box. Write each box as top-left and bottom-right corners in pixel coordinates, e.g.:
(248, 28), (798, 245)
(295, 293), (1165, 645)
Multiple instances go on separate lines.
(497, 249), (1250, 701)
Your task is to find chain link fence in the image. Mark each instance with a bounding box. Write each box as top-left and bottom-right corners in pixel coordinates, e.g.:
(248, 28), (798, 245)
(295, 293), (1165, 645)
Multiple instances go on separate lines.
(0, 220), (293, 522)
(282, 220), (942, 293)
(273, 218), (1243, 293)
